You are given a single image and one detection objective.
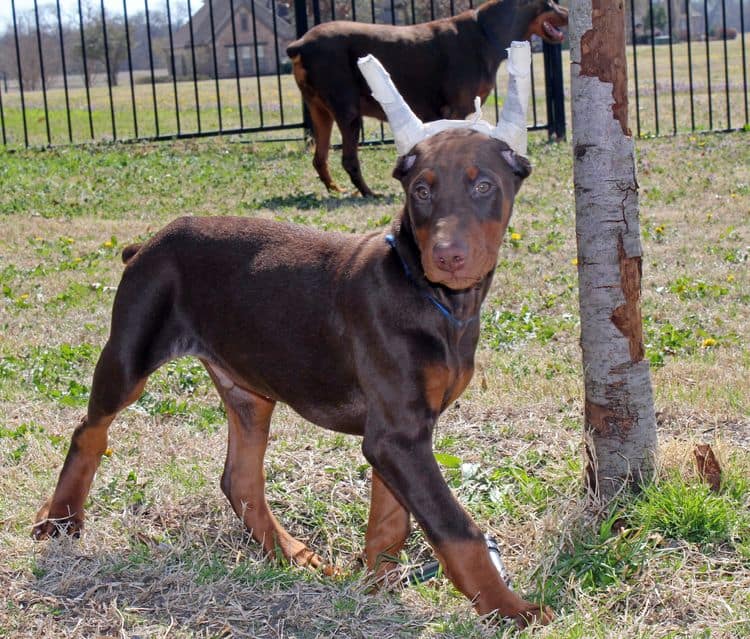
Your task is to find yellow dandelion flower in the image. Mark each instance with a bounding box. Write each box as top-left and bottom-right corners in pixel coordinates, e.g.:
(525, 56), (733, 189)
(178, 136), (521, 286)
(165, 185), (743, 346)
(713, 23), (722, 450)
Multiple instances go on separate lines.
(104, 448), (113, 457)
(655, 225), (665, 234)
(726, 274), (735, 282)
(510, 232), (522, 241)
(571, 257), (578, 266)
(702, 338), (716, 348)
(19, 293), (29, 300)
(103, 240), (114, 248)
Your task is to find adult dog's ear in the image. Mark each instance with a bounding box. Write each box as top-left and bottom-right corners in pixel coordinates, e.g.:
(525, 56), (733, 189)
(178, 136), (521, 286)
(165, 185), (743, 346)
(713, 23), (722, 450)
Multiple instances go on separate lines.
(500, 149), (532, 180)
(392, 153), (417, 181)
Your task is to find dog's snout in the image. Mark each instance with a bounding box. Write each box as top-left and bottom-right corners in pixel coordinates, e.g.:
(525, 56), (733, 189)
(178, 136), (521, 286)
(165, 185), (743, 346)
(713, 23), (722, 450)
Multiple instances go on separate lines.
(433, 240), (468, 273)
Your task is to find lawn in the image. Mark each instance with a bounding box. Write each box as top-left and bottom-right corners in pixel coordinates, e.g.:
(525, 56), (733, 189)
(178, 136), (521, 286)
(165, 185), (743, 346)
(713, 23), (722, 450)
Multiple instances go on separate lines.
(0, 129), (749, 637)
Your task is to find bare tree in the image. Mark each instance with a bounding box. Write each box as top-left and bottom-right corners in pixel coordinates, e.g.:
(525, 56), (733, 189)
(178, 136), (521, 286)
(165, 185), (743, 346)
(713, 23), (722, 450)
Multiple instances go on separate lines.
(75, 1), (128, 86)
(569, 0), (657, 502)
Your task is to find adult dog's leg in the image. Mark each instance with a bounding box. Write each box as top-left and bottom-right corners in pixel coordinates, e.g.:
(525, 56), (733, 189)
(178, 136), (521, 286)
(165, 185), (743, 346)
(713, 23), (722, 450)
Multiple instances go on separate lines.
(205, 364), (335, 574)
(33, 342), (149, 538)
(365, 470), (410, 582)
(335, 107), (374, 197)
(308, 98), (343, 194)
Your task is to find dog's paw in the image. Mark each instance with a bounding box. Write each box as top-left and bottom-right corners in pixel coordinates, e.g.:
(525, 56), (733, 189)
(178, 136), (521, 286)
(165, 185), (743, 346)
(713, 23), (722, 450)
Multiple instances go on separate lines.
(513, 603), (554, 628)
(32, 501), (83, 540)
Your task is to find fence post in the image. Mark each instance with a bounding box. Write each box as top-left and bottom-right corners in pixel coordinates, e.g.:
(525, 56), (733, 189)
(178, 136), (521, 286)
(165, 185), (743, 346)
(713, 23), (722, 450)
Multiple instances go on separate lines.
(293, 0), (312, 140)
(542, 41), (566, 141)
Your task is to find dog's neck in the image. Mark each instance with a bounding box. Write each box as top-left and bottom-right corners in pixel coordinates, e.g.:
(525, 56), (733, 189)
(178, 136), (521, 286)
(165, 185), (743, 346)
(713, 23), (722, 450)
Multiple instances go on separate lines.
(387, 217), (494, 330)
(476, 0), (531, 58)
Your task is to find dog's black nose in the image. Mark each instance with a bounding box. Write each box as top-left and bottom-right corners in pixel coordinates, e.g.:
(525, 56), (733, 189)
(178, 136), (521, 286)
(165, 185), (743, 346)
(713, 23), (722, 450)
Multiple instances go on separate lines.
(433, 241), (467, 272)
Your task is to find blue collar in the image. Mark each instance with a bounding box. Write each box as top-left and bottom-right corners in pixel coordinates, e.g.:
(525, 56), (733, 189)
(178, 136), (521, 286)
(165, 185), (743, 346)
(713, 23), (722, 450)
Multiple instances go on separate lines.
(385, 234), (478, 330)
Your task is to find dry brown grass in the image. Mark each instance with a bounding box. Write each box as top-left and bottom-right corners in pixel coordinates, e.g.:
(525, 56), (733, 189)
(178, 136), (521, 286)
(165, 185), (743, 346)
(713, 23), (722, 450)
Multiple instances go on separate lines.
(1, 130), (748, 637)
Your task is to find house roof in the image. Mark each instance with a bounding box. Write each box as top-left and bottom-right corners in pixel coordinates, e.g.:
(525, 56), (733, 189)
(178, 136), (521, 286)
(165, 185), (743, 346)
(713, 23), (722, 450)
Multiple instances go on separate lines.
(173, 0), (295, 49)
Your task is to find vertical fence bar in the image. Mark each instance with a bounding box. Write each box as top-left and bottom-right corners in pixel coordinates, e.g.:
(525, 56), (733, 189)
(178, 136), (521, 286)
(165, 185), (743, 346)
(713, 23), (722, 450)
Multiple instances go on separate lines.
(741, 0), (748, 125)
(33, 0), (52, 145)
(629, 0), (641, 137)
(312, 0), (321, 24)
(100, 1), (117, 140)
(703, 0), (713, 129)
(684, 0), (695, 130)
(10, 0), (29, 148)
(186, 0), (203, 133)
(270, 0), (286, 125)
(543, 41), (566, 140)
(55, 0), (73, 143)
(122, 0), (139, 138)
(250, 0), (264, 127)
(165, 0), (182, 134)
(144, 0), (160, 137)
(294, 0), (310, 136)
(207, 0), (223, 131)
(331, 0), (336, 21)
(666, 0), (676, 134)
(351, 0), (357, 24)
(410, 0), (415, 24)
(720, 0), (730, 129)
(0, 77), (6, 146)
(228, 0), (244, 129)
(530, 53), (539, 127)
(77, 0), (95, 140)
(647, 0), (659, 135)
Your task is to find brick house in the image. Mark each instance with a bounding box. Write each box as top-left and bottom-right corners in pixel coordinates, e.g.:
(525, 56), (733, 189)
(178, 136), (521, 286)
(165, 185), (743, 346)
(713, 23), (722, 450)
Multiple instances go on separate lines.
(171, 0), (295, 78)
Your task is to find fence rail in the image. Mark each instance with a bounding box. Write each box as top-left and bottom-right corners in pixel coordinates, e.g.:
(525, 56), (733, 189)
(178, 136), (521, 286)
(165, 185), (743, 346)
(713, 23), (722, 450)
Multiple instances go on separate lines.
(0, 0), (747, 150)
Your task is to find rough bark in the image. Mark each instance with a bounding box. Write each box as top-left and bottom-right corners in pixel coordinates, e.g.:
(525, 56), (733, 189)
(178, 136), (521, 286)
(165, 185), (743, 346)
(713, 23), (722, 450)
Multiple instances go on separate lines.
(570, 0), (657, 502)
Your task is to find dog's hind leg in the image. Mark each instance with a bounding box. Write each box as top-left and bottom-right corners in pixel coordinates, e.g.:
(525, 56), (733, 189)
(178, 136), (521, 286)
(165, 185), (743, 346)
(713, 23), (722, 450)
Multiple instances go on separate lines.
(33, 340), (150, 539)
(365, 470), (410, 583)
(33, 265), (192, 539)
(308, 99), (343, 194)
(335, 107), (374, 197)
(205, 364), (336, 575)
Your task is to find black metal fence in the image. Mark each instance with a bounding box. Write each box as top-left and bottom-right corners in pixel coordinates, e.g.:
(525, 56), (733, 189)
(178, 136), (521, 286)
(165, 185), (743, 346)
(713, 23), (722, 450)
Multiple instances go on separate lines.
(0, 0), (747, 149)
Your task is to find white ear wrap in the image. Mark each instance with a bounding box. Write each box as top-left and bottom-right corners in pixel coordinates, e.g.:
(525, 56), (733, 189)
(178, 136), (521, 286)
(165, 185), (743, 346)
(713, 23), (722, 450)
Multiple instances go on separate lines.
(492, 41), (531, 156)
(357, 41), (531, 156)
(356, 54), (426, 156)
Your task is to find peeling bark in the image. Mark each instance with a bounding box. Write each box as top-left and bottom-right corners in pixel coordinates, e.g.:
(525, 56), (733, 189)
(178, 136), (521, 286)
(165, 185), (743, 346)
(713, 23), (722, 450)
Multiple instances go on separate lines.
(579, 0), (631, 136)
(570, 0), (657, 501)
(611, 235), (645, 362)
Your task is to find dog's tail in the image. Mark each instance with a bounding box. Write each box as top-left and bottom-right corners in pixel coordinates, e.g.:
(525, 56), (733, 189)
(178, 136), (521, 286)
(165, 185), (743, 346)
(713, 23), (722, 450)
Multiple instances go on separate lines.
(121, 243), (143, 264)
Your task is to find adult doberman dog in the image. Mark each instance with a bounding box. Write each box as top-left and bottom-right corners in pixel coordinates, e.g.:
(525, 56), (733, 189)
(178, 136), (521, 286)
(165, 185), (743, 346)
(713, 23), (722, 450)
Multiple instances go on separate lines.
(287, 0), (567, 196)
(33, 129), (552, 627)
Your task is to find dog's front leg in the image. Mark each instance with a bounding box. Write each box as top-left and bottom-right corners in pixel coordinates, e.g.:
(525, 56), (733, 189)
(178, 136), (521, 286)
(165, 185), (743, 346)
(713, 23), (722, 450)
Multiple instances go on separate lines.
(362, 417), (553, 627)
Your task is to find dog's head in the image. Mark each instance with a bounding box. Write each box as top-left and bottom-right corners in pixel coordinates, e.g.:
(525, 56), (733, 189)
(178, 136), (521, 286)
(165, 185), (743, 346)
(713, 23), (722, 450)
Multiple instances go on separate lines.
(393, 129), (531, 291)
(524, 0), (568, 44)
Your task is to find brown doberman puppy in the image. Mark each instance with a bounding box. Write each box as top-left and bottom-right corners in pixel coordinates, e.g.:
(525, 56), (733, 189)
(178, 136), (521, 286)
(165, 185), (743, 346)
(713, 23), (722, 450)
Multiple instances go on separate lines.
(33, 129), (552, 627)
(287, 0), (567, 196)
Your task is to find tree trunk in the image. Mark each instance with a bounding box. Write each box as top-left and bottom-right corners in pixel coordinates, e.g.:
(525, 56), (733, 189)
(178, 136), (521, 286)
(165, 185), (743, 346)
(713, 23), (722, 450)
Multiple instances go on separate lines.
(569, 0), (657, 502)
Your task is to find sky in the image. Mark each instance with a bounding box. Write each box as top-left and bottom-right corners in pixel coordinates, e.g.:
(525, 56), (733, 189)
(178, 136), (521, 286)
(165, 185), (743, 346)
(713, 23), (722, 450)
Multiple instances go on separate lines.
(0, 1), (195, 30)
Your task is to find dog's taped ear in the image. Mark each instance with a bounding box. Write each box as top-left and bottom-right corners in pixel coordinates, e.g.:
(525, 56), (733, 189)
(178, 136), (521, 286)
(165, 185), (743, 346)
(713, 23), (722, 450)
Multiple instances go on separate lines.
(500, 149), (532, 180)
(393, 153), (417, 181)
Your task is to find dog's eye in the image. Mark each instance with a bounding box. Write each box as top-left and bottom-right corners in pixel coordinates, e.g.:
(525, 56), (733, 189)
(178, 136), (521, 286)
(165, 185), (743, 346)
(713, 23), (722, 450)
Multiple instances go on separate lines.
(474, 180), (493, 195)
(414, 185), (431, 201)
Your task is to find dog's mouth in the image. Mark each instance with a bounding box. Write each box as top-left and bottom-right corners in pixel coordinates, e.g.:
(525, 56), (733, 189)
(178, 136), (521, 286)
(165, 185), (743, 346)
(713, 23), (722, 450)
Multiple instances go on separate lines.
(542, 20), (565, 43)
(529, 5), (569, 44)
(424, 263), (487, 291)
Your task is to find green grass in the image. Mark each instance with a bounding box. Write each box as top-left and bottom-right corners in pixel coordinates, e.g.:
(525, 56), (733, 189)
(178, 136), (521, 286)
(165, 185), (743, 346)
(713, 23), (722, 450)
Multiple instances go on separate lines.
(0, 130), (748, 637)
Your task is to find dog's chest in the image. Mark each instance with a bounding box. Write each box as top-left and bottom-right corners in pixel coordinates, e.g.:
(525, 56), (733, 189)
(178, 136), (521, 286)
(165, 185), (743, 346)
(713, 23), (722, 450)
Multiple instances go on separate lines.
(422, 360), (475, 415)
